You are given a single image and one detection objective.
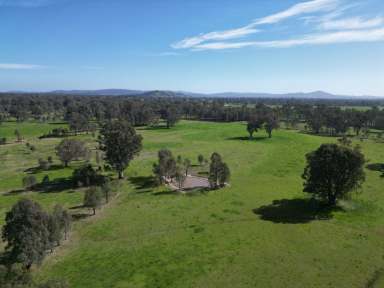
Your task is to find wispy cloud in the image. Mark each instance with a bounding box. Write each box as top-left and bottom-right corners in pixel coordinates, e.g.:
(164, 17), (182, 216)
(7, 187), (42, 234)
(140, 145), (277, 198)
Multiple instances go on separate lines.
(172, 0), (339, 49)
(319, 16), (384, 30)
(173, 0), (384, 51)
(0, 63), (45, 70)
(194, 28), (384, 50)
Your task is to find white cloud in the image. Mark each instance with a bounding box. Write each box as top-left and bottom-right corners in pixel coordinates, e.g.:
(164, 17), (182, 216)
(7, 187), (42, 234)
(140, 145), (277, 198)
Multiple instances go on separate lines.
(172, 26), (260, 49)
(0, 63), (45, 70)
(194, 28), (384, 50)
(172, 0), (339, 49)
(254, 0), (338, 25)
(319, 16), (384, 30)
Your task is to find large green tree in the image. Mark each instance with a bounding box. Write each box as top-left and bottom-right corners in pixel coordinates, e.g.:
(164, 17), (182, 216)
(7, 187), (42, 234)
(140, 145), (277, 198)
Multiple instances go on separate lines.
(99, 121), (142, 179)
(2, 199), (50, 269)
(302, 144), (365, 206)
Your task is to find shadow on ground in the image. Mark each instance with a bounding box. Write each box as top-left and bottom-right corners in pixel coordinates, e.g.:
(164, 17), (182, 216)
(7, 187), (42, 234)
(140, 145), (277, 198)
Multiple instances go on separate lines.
(253, 198), (342, 224)
(226, 136), (269, 141)
(129, 176), (157, 193)
(366, 163), (384, 172)
(24, 164), (63, 174)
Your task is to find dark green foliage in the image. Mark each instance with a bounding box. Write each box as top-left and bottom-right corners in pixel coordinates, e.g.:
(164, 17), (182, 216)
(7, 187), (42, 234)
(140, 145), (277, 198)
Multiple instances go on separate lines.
(72, 164), (102, 187)
(208, 153), (230, 189)
(338, 135), (352, 147)
(14, 129), (22, 142)
(42, 175), (50, 185)
(183, 158), (191, 176)
(0, 137), (6, 145)
(83, 187), (103, 215)
(0, 263), (33, 288)
(2, 199), (50, 269)
(302, 144), (365, 206)
(161, 107), (180, 128)
(55, 139), (88, 167)
(99, 121), (142, 179)
(22, 175), (37, 190)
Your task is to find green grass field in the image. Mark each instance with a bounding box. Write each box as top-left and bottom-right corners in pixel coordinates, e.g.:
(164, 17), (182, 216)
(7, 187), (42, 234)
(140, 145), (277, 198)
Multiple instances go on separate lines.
(1, 120), (384, 287)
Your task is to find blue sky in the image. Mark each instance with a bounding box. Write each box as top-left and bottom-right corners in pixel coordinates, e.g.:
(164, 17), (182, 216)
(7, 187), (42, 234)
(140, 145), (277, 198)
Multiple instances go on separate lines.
(0, 0), (383, 96)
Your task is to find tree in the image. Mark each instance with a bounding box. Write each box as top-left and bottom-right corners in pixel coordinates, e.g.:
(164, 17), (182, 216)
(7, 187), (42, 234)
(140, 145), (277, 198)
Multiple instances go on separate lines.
(99, 121), (142, 179)
(68, 112), (89, 135)
(72, 164), (101, 187)
(51, 204), (71, 242)
(55, 139), (88, 167)
(198, 154), (204, 166)
(264, 114), (279, 138)
(162, 107), (180, 128)
(246, 115), (263, 139)
(14, 129), (22, 142)
(83, 187), (103, 215)
(302, 144), (365, 206)
(183, 158), (191, 176)
(2, 199), (50, 269)
(22, 175), (37, 190)
(101, 178), (112, 203)
(208, 153), (230, 189)
(175, 165), (186, 189)
(47, 214), (61, 252)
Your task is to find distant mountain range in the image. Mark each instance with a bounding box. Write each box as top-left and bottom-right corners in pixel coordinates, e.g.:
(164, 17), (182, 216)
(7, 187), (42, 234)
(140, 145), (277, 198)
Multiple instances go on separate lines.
(3, 89), (383, 99)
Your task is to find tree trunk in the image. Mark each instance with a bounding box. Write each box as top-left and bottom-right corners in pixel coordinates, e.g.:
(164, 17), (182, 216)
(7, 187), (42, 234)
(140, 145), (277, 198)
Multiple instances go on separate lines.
(118, 170), (124, 179)
(93, 208), (96, 215)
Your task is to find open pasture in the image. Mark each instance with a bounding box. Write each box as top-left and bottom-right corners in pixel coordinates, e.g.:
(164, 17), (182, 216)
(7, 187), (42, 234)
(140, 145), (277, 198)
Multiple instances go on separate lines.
(0, 120), (384, 287)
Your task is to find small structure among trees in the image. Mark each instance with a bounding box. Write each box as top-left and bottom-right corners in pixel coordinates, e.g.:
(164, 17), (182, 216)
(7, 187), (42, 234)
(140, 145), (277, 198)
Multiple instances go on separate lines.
(153, 150), (229, 191)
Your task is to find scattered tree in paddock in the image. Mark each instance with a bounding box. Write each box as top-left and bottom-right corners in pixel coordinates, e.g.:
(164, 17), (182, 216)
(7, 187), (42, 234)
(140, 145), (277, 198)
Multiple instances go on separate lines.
(72, 164), (102, 187)
(55, 139), (88, 167)
(68, 112), (89, 135)
(38, 158), (51, 170)
(175, 165), (186, 189)
(83, 187), (103, 215)
(101, 178), (112, 203)
(302, 144), (365, 206)
(208, 153), (230, 189)
(198, 154), (205, 166)
(247, 115), (263, 139)
(183, 158), (191, 176)
(22, 175), (37, 190)
(161, 107), (180, 128)
(51, 204), (71, 242)
(14, 129), (22, 142)
(2, 199), (50, 269)
(265, 114), (279, 138)
(153, 149), (177, 184)
(99, 121), (142, 179)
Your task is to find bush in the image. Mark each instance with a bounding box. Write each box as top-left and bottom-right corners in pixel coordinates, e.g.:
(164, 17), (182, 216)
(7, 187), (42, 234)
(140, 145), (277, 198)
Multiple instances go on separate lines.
(0, 137), (6, 145)
(72, 164), (104, 187)
(22, 175), (37, 190)
(38, 158), (50, 170)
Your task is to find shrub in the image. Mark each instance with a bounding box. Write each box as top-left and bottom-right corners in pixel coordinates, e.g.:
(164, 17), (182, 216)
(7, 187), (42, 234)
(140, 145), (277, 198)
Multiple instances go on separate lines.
(22, 175), (37, 190)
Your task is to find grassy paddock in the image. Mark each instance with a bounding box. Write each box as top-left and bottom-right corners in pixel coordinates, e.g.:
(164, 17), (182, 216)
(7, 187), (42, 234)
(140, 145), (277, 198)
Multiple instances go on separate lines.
(1, 120), (384, 287)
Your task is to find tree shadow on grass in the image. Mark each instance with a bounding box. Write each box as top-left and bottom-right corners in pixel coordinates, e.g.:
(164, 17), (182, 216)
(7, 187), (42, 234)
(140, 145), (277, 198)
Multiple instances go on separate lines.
(129, 176), (157, 193)
(24, 164), (63, 174)
(226, 136), (269, 141)
(152, 190), (177, 196)
(253, 198), (342, 224)
(366, 163), (384, 172)
(71, 213), (91, 221)
(35, 177), (74, 193)
(3, 188), (26, 196)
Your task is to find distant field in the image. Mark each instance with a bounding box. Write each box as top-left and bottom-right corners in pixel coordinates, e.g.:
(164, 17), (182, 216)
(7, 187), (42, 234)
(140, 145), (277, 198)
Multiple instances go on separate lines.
(1, 121), (384, 288)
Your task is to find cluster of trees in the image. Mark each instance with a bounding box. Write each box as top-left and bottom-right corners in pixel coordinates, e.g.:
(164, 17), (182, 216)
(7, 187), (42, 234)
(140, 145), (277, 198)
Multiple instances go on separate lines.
(152, 149), (190, 188)
(247, 106), (279, 138)
(2, 199), (71, 269)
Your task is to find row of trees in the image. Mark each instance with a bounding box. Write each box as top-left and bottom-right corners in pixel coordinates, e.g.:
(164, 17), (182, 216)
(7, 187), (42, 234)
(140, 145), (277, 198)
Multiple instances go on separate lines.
(1, 93), (383, 131)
